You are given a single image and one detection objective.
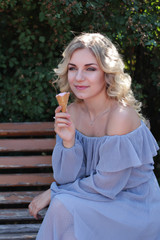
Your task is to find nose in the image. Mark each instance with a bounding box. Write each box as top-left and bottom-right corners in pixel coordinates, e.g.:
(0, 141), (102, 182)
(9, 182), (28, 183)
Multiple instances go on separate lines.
(75, 70), (85, 81)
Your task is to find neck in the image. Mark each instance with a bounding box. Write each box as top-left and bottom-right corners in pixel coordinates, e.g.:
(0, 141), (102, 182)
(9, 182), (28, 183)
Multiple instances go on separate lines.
(83, 94), (112, 123)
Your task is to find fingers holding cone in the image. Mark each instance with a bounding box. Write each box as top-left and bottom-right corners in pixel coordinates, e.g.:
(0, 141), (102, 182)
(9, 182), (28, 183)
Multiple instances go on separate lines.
(55, 92), (75, 147)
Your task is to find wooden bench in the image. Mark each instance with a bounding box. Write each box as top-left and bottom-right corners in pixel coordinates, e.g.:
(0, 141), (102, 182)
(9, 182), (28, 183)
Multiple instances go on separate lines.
(0, 122), (56, 240)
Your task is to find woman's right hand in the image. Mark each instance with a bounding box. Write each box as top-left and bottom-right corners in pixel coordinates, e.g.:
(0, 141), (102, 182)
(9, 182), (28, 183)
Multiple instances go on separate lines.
(54, 106), (75, 148)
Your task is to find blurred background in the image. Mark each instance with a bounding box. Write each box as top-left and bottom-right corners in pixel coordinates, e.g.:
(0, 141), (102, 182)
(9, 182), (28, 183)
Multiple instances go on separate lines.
(0, 0), (159, 179)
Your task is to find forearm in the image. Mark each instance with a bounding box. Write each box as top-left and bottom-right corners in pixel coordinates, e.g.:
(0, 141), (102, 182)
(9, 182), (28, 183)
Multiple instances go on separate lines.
(51, 168), (131, 201)
(52, 139), (84, 184)
(44, 188), (51, 204)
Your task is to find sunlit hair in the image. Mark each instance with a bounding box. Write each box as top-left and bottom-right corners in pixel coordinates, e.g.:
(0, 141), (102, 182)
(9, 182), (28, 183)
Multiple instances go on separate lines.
(54, 33), (144, 119)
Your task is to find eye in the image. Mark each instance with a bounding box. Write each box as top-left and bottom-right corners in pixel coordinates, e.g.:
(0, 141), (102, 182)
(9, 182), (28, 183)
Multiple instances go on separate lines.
(68, 67), (74, 71)
(68, 67), (77, 71)
(86, 67), (96, 71)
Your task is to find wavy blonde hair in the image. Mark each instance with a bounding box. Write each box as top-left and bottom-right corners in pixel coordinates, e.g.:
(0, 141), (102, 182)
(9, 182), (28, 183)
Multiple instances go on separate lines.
(54, 33), (144, 119)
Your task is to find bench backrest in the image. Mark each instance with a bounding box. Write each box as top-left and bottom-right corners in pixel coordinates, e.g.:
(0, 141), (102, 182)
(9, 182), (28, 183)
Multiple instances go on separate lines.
(0, 122), (56, 239)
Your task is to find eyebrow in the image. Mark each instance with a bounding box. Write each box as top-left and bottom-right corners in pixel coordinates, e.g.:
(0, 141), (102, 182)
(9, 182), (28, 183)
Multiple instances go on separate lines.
(68, 63), (98, 66)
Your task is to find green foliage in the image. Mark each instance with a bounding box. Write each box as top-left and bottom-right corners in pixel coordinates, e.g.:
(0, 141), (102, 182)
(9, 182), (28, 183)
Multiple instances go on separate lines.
(0, 0), (159, 125)
(0, 0), (159, 179)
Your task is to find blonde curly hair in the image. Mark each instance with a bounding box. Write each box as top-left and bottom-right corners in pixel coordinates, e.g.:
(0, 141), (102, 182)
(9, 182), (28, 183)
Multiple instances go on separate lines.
(54, 33), (144, 119)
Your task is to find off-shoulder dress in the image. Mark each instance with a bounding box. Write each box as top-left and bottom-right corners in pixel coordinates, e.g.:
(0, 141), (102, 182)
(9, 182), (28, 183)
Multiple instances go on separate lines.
(36, 121), (160, 240)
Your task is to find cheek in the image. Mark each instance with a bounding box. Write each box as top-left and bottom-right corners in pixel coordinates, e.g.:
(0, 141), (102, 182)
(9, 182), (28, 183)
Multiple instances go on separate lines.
(67, 77), (72, 88)
(67, 75), (75, 92)
(67, 73), (71, 85)
(67, 72), (74, 84)
(94, 73), (105, 86)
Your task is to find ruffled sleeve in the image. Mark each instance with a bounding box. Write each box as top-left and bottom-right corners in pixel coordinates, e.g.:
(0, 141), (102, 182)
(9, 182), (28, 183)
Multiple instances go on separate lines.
(97, 122), (159, 172)
(52, 134), (85, 184)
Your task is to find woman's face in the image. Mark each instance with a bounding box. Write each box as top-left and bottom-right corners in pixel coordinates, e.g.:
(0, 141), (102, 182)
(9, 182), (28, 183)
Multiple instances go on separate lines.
(67, 48), (106, 101)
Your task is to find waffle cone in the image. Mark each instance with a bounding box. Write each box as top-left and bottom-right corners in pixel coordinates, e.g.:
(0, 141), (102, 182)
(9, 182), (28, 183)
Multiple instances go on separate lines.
(56, 92), (70, 112)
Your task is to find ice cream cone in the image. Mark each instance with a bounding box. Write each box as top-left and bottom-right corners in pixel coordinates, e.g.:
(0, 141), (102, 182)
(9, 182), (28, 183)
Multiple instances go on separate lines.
(56, 92), (70, 112)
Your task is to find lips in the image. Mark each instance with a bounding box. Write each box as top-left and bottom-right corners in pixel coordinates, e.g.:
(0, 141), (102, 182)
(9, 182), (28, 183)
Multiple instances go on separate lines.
(75, 85), (89, 90)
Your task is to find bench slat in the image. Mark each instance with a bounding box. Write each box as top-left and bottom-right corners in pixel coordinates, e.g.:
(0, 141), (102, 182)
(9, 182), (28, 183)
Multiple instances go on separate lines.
(0, 138), (56, 152)
(0, 232), (37, 240)
(0, 208), (46, 221)
(0, 173), (54, 187)
(0, 156), (52, 168)
(0, 223), (40, 234)
(0, 191), (43, 204)
(0, 122), (55, 137)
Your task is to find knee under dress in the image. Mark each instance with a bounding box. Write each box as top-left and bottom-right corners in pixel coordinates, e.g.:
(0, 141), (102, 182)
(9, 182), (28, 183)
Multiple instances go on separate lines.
(36, 121), (160, 240)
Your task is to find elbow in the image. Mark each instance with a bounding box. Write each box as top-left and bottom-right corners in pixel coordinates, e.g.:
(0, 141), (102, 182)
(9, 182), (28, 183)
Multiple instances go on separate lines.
(54, 174), (66, 185)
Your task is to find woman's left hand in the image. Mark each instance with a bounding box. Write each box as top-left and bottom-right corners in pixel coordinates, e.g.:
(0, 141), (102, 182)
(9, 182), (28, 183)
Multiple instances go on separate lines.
(28, 189), (51, 219)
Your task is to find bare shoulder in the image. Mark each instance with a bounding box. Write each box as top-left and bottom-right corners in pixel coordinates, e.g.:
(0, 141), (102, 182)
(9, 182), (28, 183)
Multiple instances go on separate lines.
(107, 104), (141, 136)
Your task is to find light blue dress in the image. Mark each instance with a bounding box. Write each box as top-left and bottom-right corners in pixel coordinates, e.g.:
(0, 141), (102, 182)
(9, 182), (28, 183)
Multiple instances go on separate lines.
(36, 121), (160, 240)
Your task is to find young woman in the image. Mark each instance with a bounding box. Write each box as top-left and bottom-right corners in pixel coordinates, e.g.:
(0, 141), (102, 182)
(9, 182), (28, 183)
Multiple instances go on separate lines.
(29, 33), (160, 240)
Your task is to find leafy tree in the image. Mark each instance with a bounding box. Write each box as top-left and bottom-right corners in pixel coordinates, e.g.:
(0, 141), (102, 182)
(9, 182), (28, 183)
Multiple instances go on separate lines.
(0, 0), (159, 129)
